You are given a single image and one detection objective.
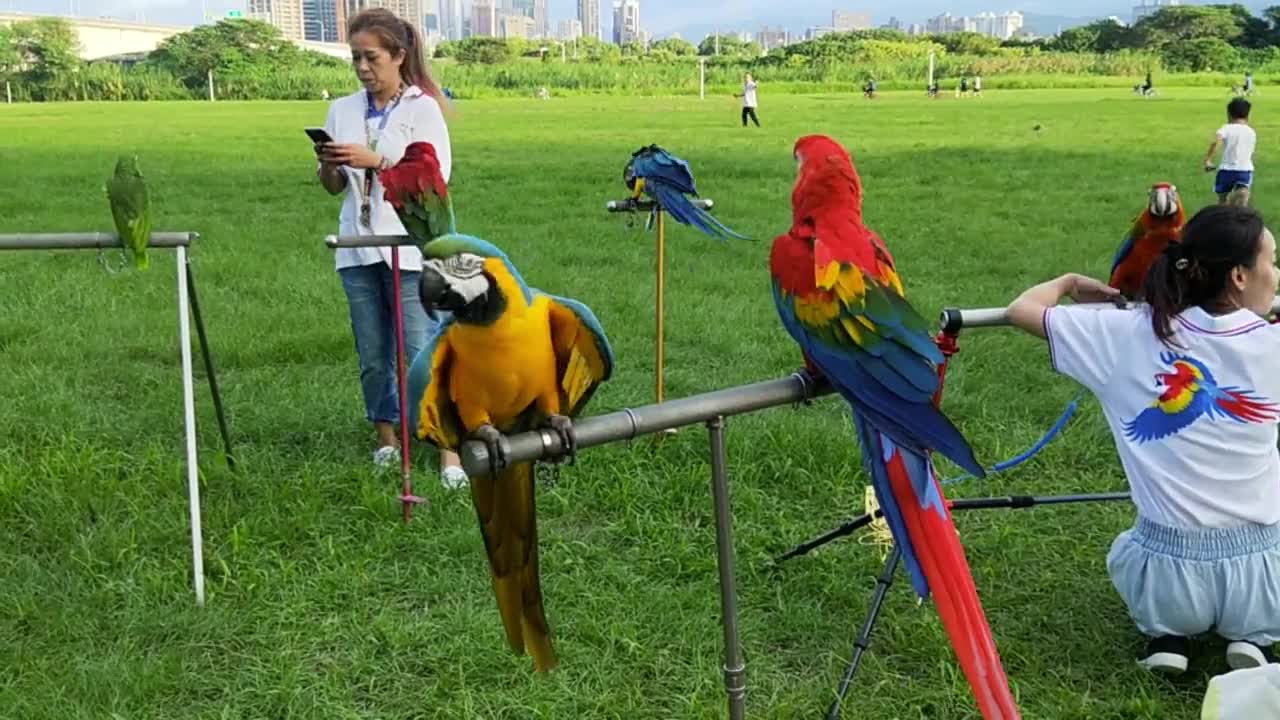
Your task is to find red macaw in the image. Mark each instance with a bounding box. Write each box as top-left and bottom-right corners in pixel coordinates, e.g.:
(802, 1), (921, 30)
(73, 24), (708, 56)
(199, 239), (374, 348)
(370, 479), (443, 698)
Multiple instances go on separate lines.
(769, 134), (1019, 719)
(1109, 182), (1185, 299)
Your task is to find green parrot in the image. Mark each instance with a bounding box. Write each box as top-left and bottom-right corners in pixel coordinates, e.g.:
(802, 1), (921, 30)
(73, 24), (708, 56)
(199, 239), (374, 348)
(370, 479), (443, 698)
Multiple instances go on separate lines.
(106, 155), (152, 271)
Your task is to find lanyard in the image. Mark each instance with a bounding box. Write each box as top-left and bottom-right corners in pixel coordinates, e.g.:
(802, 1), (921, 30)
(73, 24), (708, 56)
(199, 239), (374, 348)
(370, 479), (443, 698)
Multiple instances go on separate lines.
(359, 86), (406, 230)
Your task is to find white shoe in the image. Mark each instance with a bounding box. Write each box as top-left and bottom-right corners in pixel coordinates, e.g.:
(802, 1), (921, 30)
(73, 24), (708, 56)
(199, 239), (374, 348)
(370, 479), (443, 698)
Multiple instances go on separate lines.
(1227, 640), (1275, 670)
(441, 465), (469, 490)
(373, 445), (400, 468)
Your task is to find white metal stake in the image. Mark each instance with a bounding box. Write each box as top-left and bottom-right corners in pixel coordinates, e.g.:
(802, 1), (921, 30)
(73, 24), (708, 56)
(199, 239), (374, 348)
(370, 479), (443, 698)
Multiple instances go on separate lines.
(700, 59), (706, 100)
(5, 81), (10, 104)
(176, 246), (206, 607)
(207, 70), (214, 102)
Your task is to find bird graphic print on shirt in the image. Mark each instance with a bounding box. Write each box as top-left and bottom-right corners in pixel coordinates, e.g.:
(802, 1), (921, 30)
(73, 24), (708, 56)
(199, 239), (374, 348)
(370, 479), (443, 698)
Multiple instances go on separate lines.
(1123, 352), (1280, 443)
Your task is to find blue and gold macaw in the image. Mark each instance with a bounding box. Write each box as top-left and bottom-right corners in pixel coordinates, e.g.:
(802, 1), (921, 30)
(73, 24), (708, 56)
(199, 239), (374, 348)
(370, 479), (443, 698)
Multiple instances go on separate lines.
(406, 234), (614, 674)
(623, 144), (751, 240)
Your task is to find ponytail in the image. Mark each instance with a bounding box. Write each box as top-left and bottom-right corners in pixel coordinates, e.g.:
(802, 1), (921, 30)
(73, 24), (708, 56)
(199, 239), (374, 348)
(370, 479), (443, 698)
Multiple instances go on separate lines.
(397, 18), (445, 106)
(1141, 204), (1266, 346)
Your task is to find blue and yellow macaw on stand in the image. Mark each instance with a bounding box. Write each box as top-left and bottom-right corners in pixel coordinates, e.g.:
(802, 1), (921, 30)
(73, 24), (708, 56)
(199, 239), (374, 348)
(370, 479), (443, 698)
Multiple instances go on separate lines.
(623, 144), (751, 240)
(406, 235), (614, 673)
(385, 142), (615, 674)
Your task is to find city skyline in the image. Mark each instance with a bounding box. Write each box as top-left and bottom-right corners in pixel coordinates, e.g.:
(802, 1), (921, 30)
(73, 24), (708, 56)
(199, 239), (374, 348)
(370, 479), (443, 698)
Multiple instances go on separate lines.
(10, 0), (1275, 41)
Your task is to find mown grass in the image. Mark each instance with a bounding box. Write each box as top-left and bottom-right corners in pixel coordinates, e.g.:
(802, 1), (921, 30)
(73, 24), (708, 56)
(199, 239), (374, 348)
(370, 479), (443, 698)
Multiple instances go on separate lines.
(0, 87), (1273, 719)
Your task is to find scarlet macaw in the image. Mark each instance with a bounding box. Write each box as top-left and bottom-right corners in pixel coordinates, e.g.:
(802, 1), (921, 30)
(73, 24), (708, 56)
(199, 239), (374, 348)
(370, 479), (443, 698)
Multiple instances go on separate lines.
(769, 134), (1019, 719)
(623, 144), (751, 240)
(1109, 182), (1185, 300)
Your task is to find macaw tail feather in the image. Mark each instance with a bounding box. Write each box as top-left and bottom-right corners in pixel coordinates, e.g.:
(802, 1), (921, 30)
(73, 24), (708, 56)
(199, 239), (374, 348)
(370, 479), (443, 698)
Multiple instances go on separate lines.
(475, 461), (558, 673)
(857, 414), (1020, 720)
(648, 183), (751, 241)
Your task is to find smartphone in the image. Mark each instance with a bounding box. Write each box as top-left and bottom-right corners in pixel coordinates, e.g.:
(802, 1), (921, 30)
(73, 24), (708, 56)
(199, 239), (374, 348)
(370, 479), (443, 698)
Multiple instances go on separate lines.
(305, 127), (334, 145)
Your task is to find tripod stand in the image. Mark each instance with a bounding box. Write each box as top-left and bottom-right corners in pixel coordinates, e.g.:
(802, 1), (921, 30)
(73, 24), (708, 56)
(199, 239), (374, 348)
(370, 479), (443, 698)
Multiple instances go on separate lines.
(775, 490), (1132, 718)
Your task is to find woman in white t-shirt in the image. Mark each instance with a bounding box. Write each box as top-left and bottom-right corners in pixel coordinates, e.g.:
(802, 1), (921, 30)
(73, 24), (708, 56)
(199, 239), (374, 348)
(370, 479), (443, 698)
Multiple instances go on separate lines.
(1007, 205), (1280, 674)
(315, 8), (467, 489)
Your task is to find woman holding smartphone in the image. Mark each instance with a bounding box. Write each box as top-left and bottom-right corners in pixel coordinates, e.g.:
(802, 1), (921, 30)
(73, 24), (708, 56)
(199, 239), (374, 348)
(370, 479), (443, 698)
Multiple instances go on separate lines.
(315, 7), (467, 489)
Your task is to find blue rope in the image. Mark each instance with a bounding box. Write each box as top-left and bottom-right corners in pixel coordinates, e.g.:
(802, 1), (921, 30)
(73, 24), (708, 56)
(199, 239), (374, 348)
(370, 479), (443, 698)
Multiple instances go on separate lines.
(940, 395), (1082, 486)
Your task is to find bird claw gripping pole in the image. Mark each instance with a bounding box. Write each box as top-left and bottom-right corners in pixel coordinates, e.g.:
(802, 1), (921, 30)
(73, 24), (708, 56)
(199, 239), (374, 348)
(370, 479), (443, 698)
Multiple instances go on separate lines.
(96, 247), (128, 274)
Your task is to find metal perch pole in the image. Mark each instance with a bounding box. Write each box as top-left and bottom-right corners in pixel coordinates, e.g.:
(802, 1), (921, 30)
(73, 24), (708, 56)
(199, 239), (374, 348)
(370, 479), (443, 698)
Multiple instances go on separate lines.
(0, 231), (214, 607)
(606, 197), (715, 416)
(183, 259), (236, 472)
(325, 235), (426, 522)
(460, 369), (826, 720)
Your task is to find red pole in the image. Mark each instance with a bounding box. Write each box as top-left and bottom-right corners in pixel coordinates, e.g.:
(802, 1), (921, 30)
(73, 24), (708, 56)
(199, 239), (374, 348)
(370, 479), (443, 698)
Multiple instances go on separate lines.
(390, 247), (422, 522)
(931, 329), (961, 409)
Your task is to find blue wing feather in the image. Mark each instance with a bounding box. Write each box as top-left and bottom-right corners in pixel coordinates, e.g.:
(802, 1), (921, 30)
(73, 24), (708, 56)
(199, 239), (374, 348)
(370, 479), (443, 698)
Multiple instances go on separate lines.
(772, 281), (985, 479)
(854, 413), (932, 597)
(632, 148), (751, 241)
(1111, 232), (1136, 278)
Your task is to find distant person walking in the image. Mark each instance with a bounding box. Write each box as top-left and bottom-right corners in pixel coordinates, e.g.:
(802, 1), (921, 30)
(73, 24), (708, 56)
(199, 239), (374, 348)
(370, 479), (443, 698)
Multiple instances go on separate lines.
(1205, 97), (1257, 207)
(973, 75), (982, 97)
(736, 73), (760, 127)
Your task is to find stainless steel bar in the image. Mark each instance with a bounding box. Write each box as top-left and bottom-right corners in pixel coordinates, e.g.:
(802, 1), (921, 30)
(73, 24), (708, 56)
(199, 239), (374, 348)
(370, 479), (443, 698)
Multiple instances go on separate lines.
(606, 198), (713, 212)
(459, 371), (829, 478)
(0, 232), (198, 250)
(707, 416), (747, 720)
(940, 295), (1280, 332)
(325, 234), (420, 249)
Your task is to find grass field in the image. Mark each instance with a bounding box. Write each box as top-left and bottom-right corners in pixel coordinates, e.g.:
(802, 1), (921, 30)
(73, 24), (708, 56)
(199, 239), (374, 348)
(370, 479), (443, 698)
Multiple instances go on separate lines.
(0, 87), (1273, 719)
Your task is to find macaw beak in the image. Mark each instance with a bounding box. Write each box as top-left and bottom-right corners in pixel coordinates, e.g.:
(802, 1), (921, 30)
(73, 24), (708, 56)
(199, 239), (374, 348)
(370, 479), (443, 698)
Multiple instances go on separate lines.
(1150, 186), (1178, 216)
(419, 265), (448, 322)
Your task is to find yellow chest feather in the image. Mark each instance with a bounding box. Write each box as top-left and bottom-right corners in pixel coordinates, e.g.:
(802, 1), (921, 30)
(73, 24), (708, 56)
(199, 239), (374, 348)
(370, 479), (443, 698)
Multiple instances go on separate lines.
(447, 296), (558, 428)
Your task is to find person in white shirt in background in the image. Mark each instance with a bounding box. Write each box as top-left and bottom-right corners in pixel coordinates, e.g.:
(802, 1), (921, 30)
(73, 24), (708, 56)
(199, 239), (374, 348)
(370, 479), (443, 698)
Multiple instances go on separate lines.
(1006, 205), (1280, 675)
(315, 7), (467, 489)
(735, 73), (760, 127)
(1206, 98), (1258, 207)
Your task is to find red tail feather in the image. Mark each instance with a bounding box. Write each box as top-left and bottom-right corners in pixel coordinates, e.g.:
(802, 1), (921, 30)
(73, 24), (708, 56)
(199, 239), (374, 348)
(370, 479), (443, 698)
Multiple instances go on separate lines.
(885, 450), (1020, 720)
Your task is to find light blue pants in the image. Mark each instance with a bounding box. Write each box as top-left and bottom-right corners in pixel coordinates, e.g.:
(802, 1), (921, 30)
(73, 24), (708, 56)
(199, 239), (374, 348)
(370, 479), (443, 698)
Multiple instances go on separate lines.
(1108, 516), (1280, 645)
(338, 263), (433, 425)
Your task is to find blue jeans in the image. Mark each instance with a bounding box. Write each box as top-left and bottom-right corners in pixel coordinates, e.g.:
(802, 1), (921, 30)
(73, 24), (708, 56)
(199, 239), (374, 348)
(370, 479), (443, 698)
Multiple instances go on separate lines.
(339, 263), (433, 425)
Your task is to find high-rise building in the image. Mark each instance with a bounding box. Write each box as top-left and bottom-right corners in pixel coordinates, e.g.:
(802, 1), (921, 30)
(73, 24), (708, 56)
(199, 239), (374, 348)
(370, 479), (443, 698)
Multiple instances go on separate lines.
(302, 0), (341, 41)
(578, 0), (602, 41)
(831, 10), (871, 31)
(471, 1), (497, 37)
(438, 0), (463, 40)
(559, 18), (583, 40)
(500, 13), (536, 39)
(248, 0), (306, 41)
(993, 11), (1023, 39)
(342, 0), (424, 37)
(532, 0), (549, 38)
(757, 26), (788, 51)
(612, 0), (639, 44)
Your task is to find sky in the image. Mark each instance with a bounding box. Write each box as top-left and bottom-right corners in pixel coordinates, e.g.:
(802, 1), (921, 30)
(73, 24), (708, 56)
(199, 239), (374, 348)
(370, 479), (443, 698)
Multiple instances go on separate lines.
(5, 0), (1274, 39)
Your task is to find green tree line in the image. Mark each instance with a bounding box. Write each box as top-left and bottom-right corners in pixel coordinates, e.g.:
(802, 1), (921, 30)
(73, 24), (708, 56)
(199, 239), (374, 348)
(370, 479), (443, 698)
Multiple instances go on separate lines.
(3, 7), (1279, 102)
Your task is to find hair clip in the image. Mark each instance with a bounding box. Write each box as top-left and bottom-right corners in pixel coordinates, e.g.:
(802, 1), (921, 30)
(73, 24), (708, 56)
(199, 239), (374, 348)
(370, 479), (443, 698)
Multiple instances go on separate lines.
(1175, 258), (1190, 270)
